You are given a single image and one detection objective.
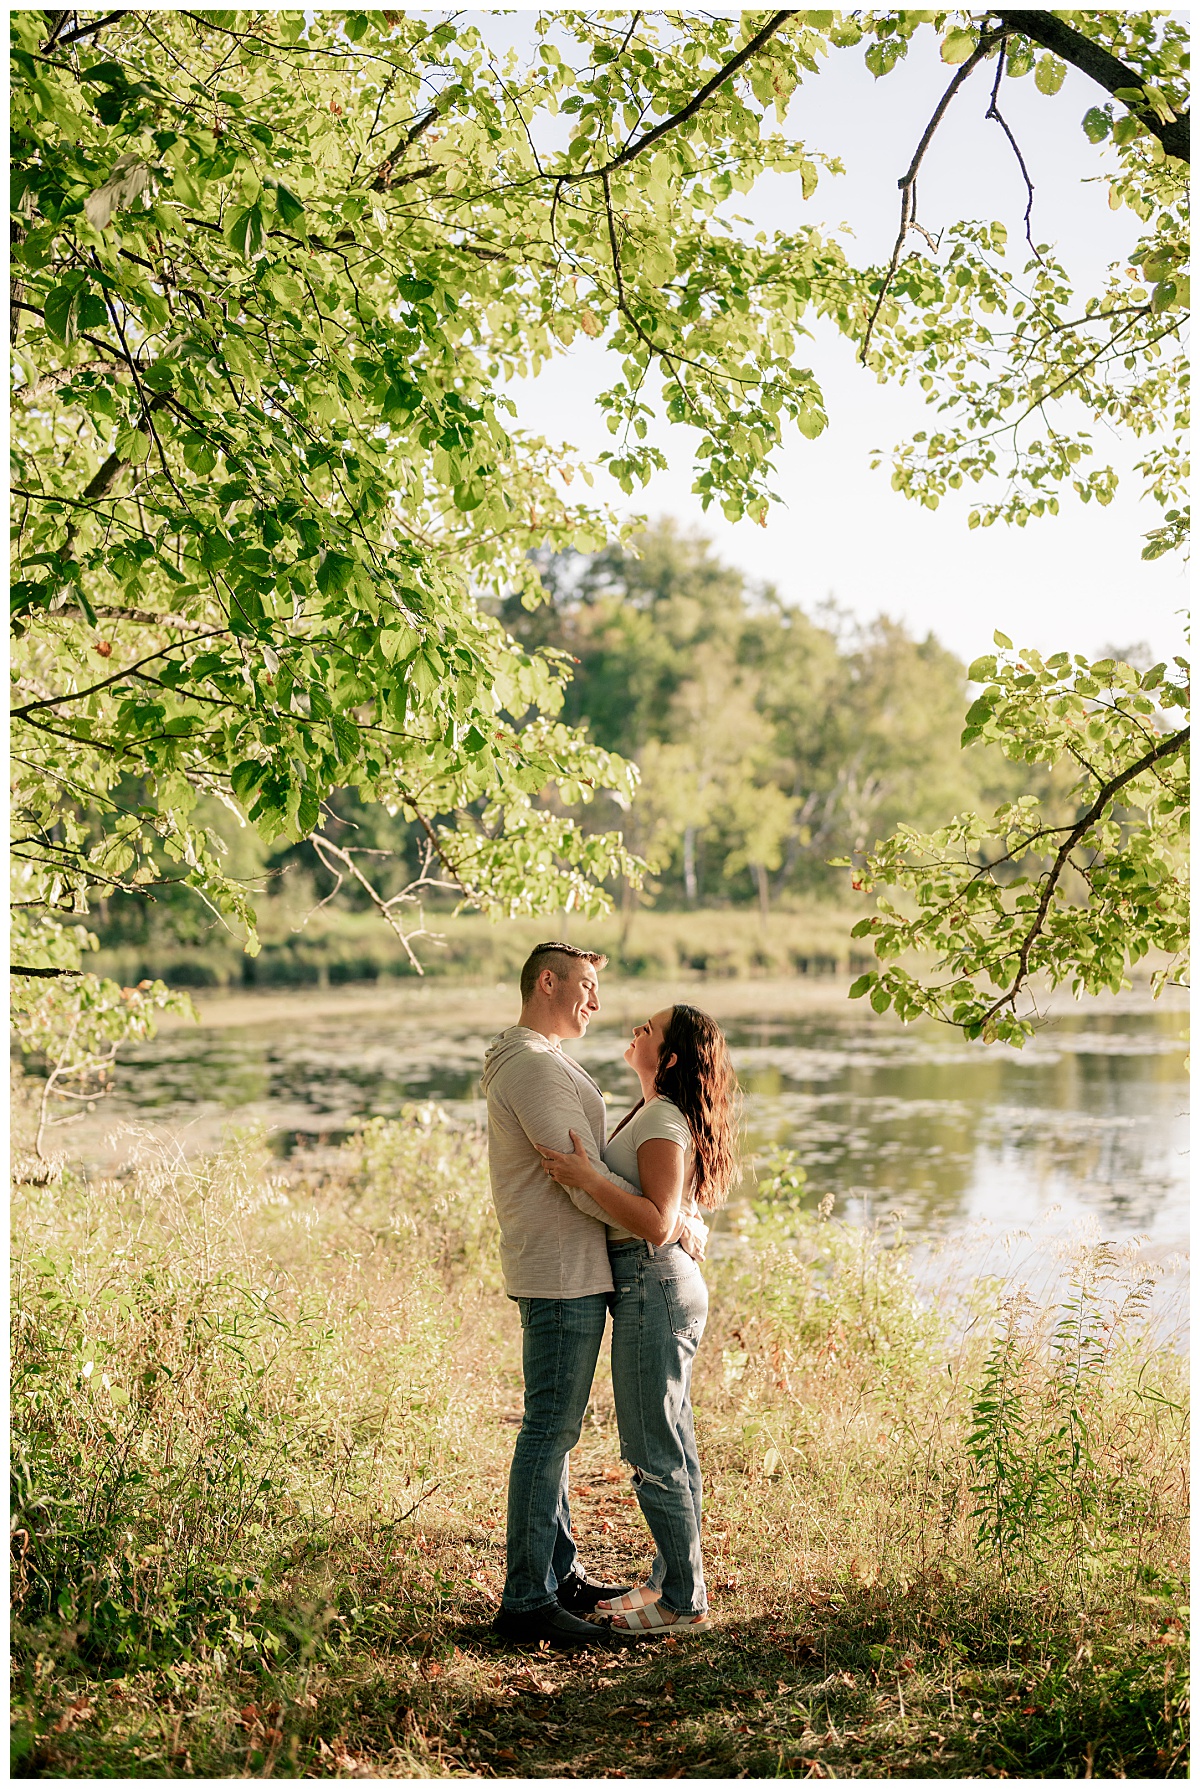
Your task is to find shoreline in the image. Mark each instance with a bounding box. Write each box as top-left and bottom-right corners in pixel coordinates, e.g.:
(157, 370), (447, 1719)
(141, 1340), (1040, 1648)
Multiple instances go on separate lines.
(154, 973), (1191, 1034)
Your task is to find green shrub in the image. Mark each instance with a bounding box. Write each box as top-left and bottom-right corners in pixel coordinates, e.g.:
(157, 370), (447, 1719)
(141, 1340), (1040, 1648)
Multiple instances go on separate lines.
(10, 1111), (1189, 1779)
(11, 1115), (493, 1669)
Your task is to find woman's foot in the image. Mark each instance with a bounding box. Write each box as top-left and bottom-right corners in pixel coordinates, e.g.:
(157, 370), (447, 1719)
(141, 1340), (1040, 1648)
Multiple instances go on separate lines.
(610, 1602), (710, 1636)
(596, 1585), (661, 1614)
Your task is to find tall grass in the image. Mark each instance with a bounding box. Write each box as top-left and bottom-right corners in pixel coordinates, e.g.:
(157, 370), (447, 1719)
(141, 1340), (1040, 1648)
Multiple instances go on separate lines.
(10, 1104), (1189, 1778)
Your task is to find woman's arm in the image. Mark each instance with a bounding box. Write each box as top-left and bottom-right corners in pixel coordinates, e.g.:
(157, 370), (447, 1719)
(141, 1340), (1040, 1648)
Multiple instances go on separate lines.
(538, 1130), (685, 1248)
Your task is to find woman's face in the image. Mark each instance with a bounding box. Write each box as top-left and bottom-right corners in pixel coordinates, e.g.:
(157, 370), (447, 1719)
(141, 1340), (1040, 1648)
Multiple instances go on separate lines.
(625, 1007), (675, 1079)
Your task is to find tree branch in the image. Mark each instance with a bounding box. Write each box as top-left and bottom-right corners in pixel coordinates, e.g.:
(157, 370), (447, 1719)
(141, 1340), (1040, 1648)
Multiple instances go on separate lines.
(53, 11), (128, 50)
(39, 12), (72, 55)
(9, 966), (84, 978)
(861, 30), (1007, 362)
(994, 10), (1189, 164)
(562, 10), (798, 186)
(985, 49), (1042, 260)
(305, 833), (454, 975)
(979, 725), (1190, 1024)
(368, 87), (453, 190)
(11, 629), (226, 718)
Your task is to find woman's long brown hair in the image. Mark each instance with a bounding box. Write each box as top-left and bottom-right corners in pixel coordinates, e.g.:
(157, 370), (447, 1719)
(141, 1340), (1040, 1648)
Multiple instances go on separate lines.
(654, 1004), (740, 1209)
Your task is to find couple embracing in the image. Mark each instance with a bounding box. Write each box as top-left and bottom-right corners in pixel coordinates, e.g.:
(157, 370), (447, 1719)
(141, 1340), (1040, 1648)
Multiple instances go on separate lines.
(482, 941), (739, 1649)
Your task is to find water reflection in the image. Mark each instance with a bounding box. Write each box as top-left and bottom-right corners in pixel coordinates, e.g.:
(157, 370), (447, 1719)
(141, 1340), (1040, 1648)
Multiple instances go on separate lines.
(41, 992), (1188, 1252)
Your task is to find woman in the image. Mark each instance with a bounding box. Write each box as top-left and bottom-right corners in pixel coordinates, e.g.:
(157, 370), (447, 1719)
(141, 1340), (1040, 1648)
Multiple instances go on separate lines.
(537, 1004), (739, 1636)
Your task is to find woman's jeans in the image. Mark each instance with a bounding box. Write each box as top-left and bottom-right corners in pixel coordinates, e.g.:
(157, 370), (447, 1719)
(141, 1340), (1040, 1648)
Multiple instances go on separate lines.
(608, 1239), (709, 1617)
(501, 1292), (609, 1614)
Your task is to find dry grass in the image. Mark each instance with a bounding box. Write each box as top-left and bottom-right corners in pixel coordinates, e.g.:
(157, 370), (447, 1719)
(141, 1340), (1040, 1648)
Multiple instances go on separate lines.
(10, 1094), (1189, 1779)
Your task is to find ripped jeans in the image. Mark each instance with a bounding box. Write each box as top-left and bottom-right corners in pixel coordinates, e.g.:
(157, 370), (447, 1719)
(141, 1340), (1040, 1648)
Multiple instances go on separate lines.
(608, 1239), (709, 1617)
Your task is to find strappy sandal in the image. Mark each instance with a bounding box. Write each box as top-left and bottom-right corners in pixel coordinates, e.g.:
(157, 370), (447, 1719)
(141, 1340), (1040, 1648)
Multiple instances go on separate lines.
(596, 1586), (661, 1614)
(610, 1602), (710, 1637)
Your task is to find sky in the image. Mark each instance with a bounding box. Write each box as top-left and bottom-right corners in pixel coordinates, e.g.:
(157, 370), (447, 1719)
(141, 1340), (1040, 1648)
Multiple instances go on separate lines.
(474, 12), (1188, 667)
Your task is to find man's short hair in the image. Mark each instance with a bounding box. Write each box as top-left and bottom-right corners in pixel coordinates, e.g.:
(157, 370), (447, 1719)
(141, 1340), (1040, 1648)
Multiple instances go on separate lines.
(519, 941), (608, 1004)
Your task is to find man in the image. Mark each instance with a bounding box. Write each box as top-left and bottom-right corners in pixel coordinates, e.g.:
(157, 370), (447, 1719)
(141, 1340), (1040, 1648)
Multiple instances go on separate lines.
(481, 941), (706, 1648)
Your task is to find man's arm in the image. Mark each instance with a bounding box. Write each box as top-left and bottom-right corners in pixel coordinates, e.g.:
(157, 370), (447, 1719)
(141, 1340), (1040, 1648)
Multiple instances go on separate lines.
(504, 1055), (708, 1257)
(503, 1055), (640, 1221)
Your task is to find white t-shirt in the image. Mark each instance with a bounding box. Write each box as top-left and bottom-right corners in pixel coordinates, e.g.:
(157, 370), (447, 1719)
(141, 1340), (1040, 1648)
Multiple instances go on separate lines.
(601, 1096), (695, 1243)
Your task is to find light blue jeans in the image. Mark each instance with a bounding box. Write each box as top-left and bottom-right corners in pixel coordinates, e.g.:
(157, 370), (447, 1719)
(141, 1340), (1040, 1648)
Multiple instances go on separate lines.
(501, 1292), (609, 1614)
(608, 1239), (709, 1617)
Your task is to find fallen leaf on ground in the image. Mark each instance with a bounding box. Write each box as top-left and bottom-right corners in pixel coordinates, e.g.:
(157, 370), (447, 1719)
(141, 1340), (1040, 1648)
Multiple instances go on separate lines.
(54, 1698), (94, 1733)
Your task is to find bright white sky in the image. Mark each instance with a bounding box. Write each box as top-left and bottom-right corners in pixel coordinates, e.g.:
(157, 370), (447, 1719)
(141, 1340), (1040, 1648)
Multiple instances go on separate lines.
(472, 11), (1188, 666)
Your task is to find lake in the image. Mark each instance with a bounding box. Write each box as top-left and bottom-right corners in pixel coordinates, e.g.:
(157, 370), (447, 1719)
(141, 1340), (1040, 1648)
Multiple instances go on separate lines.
(40, 977), (1189, 1281)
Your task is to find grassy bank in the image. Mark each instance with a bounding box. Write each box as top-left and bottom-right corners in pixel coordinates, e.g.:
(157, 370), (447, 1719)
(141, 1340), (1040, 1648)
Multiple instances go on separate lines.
(11, 1099), (1189, 1780)
(90, 902), (867, 991)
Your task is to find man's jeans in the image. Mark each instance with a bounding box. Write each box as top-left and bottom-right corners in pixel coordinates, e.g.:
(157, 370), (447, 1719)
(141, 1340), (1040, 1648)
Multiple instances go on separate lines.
(501, 1292), (609, 1614)
(609, 1239), (709, 1617)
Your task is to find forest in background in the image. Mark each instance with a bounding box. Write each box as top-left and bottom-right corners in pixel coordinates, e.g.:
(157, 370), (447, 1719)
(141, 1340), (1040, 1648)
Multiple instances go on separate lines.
(89, 521), (1132, 987)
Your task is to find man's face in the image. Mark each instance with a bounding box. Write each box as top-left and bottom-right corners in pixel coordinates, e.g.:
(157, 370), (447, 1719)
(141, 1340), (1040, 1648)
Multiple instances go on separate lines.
(549, 960), (600, 1040)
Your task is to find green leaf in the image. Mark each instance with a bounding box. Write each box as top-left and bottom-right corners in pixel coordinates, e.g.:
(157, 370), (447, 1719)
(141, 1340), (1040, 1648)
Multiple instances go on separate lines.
(795, 404), (826, 442)
(42, 278), (87, 343)
(181, 434), (218, 475)
(115, 426), (152, 465)
(225, 204), (266, 260)
(230, 760), (267, 803)
(379, 624), (421, 662)
(993, 630), (1013, 650)
(452, 478), (486, 512)
(199, 532), (233, 571)
(864, 39), (902, 79)
(273, 182), (305, 227)
(329, 712), (360, 762)
(297, 784), (320, 835)
(940, 30), (977, 65)
(1034, 54), (1066, 96)
(316, 550), (356, 596)
(848, 973), (875, 999)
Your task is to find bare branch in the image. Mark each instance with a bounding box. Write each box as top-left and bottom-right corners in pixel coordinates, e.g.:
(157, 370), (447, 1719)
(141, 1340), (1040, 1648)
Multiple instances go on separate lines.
(39, 12), (73, 55)
(985, 52), (1043, 261)
(306, 833), (452, 974)
(861, 30), (1007, 363)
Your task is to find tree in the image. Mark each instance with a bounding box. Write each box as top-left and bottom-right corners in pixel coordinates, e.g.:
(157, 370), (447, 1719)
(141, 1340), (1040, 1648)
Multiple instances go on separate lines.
(509, 525), (1029, 917)
(855, 10), (1188, 560)
(10, 9), (1189, 1054)
(845, 640), (1189, 1044)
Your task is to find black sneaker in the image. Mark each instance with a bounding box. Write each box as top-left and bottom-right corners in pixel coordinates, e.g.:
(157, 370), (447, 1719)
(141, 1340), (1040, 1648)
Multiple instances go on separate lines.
(556, 1570), (634, 1615)
(490, 1602), (616, 1649)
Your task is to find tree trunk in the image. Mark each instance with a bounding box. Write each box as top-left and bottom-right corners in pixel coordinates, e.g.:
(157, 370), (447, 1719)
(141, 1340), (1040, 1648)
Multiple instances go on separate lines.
(683, 827), (697, 904)
(754, 862), (770, 932)
(619, 873), (636, 953)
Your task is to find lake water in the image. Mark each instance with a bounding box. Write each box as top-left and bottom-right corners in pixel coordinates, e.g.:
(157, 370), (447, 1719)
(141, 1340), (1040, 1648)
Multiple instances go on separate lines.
(46, 980), (1189, 1274)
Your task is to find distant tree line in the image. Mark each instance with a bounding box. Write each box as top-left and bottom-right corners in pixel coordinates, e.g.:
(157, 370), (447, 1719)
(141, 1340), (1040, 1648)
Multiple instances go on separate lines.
(88, 522), (1079, 958)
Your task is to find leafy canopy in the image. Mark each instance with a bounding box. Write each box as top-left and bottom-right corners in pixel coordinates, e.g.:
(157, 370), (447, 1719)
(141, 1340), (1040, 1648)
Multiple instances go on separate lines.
(9, 7), (1190, 1065)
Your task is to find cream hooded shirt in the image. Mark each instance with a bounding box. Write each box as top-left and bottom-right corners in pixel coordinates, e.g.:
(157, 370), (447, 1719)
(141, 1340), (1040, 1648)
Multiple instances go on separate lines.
(481, 1025), (641, 1299)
